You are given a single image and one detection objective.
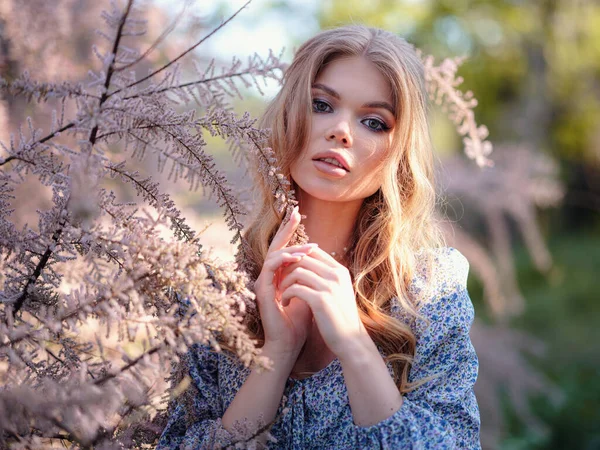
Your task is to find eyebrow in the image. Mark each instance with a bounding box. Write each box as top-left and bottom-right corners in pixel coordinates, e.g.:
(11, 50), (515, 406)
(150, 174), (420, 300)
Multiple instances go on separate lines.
(312, 83), (396, 116)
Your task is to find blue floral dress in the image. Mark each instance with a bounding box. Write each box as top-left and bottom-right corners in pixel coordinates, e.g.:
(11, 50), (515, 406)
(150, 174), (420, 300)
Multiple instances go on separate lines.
(157, 247), (481, 449)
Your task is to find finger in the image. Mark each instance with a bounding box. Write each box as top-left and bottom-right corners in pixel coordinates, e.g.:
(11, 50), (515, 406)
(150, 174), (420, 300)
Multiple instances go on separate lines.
(280, 284), (320, 308)
(263, 252), (305, 279)
(303, 245), (341, 268)
(268, 206), (301, 252)
(263, 244), (318, 274)
(278, 257), (334, 295)
(282, 254), (333, 280)
(273, 242), (319, 257)
(279, 266), (329, 294)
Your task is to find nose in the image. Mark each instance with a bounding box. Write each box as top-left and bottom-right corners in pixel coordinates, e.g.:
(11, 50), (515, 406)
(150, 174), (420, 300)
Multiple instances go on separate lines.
(325, 116), (353, 147)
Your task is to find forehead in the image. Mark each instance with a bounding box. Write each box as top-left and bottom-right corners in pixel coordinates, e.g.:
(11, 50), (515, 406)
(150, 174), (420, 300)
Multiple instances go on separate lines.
(314, 56), (392, 104)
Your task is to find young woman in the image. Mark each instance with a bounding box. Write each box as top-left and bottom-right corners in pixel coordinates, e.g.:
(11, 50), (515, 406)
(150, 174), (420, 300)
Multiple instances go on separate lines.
(158, 25), (481, 449)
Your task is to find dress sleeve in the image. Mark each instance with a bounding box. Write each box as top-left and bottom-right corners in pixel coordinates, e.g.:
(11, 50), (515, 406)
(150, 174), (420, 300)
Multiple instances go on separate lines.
(355, 248), (481, 449)
(156, 344), (236, 450)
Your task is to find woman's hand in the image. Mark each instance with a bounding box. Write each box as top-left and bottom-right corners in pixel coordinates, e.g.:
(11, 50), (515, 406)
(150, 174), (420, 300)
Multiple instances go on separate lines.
(278, 247), (370, 361)
(253, 206), (316, 359)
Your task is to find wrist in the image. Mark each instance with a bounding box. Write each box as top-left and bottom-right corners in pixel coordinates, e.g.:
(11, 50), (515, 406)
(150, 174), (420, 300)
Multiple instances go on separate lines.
(261, 342), (301, 370)
(337, 333), (379, 368)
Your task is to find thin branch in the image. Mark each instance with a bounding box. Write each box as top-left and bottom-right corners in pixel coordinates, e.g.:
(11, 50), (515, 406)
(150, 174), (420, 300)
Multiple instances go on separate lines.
(0, 122), (75, 167)
(148, 124), (245, 243)
(247, 133), (293, 210)
(95, 122), (186, 140)
(49, 417), (79, 444)
(94, 344), (162, 386)
(45, 345), (96, 380)
(123, 70), (272, 100)
(107, 0), (252, 98)
(12, 215), (68, 315)
(0, 78), (101, 101)
(10, 0), (135, 318)
(113, 1), (188, 73)
(2, 249), (203, 351)
(106, 161), (196, 242)
(88, 0), (134, 146)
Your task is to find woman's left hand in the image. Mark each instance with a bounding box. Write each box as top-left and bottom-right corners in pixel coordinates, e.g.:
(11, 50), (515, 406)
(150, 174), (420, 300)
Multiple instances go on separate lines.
(278, 246), (369, 360)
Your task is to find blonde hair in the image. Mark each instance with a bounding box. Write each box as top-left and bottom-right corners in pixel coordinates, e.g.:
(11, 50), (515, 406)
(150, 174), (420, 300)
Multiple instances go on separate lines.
(240, 25), (443, 393)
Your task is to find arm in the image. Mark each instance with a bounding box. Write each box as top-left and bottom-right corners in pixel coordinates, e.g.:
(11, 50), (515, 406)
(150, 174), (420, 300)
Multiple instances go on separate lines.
(157, 344), (234, 450)
(278, 246), (480, 448)
(220, 208), (314, 436)
(159, 208), (314, 448)
(221, 344), (297, 434)
(339, 335), (404, 427)
(353, 278), (481, 449)
(157, 343), (297, 450)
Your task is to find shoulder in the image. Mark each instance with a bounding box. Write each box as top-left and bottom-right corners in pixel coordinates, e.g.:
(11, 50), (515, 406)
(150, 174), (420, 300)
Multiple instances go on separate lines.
(405, 249), (477, 374)
(393, 247), (474, 337)
(409, 246), (470, 304)
(389, 247), (472, 330)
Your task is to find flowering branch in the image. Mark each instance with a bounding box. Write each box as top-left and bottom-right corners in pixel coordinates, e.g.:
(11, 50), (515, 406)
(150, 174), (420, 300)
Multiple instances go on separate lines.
(422, 54), (493, 167)
(0, 121), (75, 167)
(0, 1), (282, 447)
(107, 0), (252, 99)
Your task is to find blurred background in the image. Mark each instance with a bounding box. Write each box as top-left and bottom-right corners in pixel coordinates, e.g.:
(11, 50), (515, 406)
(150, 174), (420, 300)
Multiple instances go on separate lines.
(1, 0), (598, 448)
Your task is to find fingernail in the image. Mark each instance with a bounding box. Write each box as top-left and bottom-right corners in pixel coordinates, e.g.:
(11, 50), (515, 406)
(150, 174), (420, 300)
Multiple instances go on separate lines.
(291, 252), (305, 257)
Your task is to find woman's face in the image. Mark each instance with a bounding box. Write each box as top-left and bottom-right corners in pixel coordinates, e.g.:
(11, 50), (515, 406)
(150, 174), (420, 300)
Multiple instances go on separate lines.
(290, 56), (396, 205)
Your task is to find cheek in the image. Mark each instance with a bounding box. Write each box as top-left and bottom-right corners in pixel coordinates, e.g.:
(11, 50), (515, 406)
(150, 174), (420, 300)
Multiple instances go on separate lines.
(296, 117), (322, 160)
(358, 137), (391, 188)
(361, 135), (390, 167)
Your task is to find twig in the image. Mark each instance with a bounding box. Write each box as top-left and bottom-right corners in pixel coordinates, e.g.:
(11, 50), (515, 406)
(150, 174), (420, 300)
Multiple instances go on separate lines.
(148, 123), (245, 243)
(11, 0), (135, 318)
(0, 122), (75, 167)
(88, 0), (134, 146)
(106, 0), (252, 98)
(106, 161), (196, 242)
(45, 345), (96, 380)
(12, 214), (68, 316)
(94, 344), (162, 386)
(123, 70), (273, 100)
(113, 2), (188, 73)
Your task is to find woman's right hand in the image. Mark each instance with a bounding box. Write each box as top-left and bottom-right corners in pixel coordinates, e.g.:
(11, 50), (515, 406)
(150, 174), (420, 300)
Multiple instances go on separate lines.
(254, 206), (316, 359)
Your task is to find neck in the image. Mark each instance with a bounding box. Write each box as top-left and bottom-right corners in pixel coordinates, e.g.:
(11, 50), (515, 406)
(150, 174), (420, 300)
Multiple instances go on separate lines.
(298, 192), (362, 261)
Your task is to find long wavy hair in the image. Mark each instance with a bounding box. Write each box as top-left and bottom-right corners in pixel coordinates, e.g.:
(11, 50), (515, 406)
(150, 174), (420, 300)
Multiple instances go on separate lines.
(239, 25), (443, 393)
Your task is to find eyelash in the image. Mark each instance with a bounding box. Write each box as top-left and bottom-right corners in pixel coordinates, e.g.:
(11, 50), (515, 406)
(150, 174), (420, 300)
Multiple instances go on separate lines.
(311, 99), (390, 133)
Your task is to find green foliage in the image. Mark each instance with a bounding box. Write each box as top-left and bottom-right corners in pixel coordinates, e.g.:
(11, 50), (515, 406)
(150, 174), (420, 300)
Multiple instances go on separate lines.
(316, 0), (600, 164)
(499, 234), (600, 449)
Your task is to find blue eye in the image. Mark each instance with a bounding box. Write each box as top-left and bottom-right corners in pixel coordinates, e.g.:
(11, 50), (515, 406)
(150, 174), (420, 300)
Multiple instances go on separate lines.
(312, 99), (332, 113)
(362, 118), (389, 132)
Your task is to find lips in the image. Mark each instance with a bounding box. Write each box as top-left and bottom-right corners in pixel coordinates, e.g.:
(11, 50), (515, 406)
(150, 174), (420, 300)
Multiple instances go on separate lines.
(311, 151), (350, 172)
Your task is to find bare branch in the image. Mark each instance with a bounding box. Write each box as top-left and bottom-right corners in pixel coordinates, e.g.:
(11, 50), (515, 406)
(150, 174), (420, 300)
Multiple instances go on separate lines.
(113, 2), (188, 73)
(107, 0), (252, 98)
(11, 212), (68, 316)
(94, 344), (162, 387)
(88, 0), (135, 146)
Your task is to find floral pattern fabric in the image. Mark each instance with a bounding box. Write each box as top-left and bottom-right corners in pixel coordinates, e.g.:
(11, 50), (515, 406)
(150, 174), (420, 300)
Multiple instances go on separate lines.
(157, 247), (481, 449)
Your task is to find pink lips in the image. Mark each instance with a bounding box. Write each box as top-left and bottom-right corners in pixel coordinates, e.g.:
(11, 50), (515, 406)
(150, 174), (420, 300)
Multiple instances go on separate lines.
(312, 159), (348, 177)
(311, 151), (351, 172)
